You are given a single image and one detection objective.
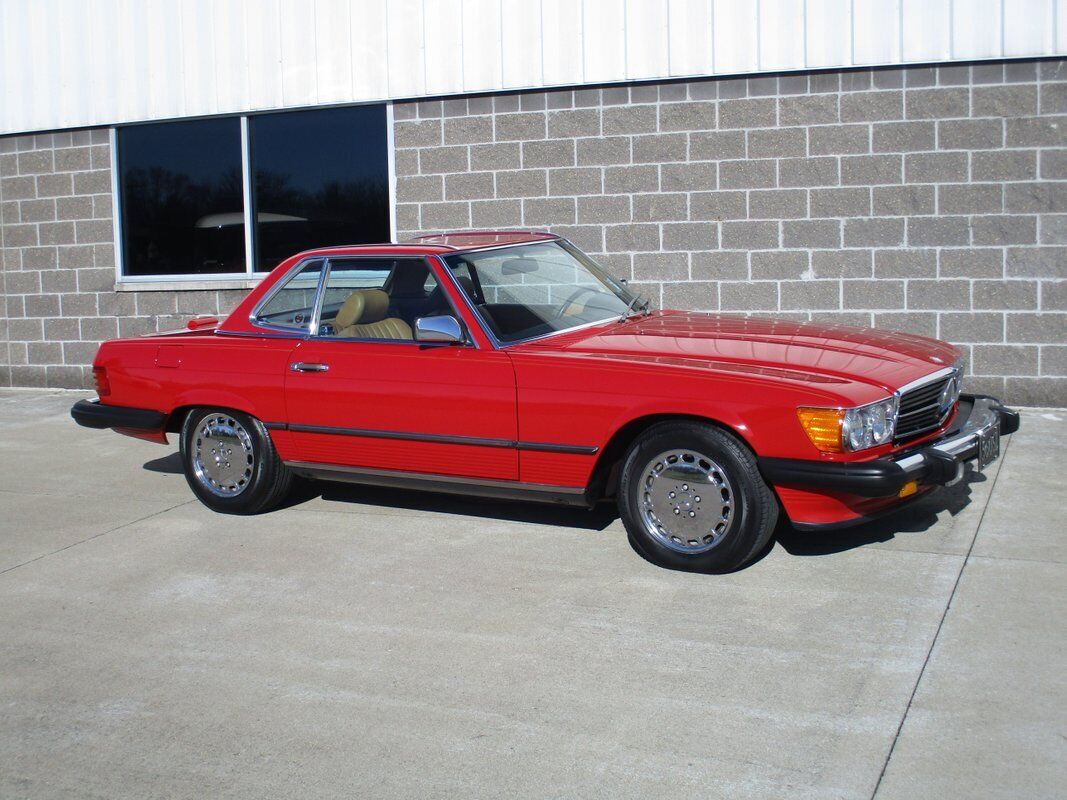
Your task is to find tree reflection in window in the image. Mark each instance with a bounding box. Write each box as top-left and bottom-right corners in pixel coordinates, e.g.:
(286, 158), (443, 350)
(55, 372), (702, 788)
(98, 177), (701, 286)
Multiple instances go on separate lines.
(118, 117), (245, 276)
(250, 104), (390, 272)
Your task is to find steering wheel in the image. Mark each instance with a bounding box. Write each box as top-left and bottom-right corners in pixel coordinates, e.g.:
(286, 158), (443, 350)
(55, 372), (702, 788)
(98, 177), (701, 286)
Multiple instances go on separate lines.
(554, 286), (601, 319)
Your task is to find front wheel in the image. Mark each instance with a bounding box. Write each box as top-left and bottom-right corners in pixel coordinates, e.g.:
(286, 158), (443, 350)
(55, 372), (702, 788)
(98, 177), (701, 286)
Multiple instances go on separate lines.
(618, 421), (778, 573)
(179, 408), (292, 514)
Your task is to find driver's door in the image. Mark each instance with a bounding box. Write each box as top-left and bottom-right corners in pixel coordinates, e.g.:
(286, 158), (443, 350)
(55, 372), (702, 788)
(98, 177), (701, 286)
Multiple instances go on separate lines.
(282, 258), (518, 481)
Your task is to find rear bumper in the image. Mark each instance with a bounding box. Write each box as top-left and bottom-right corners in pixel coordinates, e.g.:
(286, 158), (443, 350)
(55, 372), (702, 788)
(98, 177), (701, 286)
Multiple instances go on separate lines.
(71, 398), (166, 431)
(760, 394), (1019, 502)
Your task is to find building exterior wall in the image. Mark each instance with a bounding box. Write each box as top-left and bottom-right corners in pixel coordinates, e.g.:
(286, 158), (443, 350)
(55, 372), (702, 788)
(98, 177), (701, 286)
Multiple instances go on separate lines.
(0, 59), (1065, 405)
(393, 60), (1067, 406)
(0, 131), (246, 389)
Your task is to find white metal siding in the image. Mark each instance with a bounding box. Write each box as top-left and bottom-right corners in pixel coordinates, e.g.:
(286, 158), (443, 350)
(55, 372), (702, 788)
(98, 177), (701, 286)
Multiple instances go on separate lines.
(2, 0), (1065, 135)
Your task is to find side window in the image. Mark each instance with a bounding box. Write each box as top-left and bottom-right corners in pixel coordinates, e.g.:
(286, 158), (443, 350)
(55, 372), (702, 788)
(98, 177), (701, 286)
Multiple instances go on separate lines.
(319, 259), (437, 341)
(253, 259), (325, 330)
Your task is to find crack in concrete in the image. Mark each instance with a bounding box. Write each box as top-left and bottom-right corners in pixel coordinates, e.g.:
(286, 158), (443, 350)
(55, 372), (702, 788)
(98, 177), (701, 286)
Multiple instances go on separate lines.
(870, 432), (1014, 799)
(0, 499), (196, 578)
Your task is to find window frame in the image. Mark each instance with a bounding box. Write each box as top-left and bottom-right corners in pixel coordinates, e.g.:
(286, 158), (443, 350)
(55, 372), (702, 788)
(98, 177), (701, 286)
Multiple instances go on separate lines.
(437, 239), (637, 349)
(249, 255), (474, 347)
(111, 102), (397, 290)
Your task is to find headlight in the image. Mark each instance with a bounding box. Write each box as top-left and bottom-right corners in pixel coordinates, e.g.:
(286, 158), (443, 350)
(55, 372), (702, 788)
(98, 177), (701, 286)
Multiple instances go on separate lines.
(797, 397), (899, 453)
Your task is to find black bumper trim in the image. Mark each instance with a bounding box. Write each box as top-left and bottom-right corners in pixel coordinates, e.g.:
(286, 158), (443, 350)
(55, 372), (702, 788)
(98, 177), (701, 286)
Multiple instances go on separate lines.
(71, 399), (166, 431)
(760, 394), (1019, 499)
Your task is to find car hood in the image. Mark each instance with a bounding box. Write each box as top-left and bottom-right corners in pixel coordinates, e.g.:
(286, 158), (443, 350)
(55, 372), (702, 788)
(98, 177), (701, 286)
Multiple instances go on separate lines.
(534, 311), (960, 394)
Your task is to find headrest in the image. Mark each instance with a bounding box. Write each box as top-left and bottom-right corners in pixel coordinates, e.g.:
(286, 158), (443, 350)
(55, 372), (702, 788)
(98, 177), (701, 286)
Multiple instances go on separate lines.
(335, 289), (390, 328)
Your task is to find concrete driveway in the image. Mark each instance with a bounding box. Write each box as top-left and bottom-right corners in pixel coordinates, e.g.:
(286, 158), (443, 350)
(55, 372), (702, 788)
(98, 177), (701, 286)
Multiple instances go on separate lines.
(0, 389), (1063, 799)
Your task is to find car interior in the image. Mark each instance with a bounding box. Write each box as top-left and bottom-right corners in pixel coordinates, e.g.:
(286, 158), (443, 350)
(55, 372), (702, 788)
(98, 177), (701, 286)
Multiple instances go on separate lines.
(312, 259), (463, 341)
(255, 250), (626, 344)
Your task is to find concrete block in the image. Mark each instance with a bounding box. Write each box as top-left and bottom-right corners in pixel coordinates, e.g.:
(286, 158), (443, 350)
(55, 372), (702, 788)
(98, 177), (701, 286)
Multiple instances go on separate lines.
(752, 251), (809, 280)
(661, 222), (717, 252)
(443, 172), (492, 201)
(657, 102), (717, 133)
(660, 162), (716, 192)
(939, 248), (1005, 278)
(809, 124), (870, 155)
(845, 218), (906, 247)
(602, 106), (657, 135)
(604, 165), (659, 193)
(875, 185), (936, 215)
(689, 131), (746, 160)
(721, 220), (778, 249)
(718, 99), (775, 129)
(971, 215), (1037, 246)
(811, 187), (872, 217)
(720, 160), (776, 189)
(906, 279), (971, 309)
(687, 192), (746, 220)
(783, 219), (841, 248)
(872, 120), (937, 152)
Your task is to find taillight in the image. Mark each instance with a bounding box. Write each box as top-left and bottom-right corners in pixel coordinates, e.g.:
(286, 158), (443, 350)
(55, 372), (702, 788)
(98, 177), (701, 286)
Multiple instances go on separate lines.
(92, 366), (111, 397)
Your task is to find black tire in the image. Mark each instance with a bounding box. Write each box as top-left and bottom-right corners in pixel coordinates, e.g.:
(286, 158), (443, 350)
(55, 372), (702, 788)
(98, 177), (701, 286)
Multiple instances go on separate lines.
(618, 421), (778, 573)
(179, 408), (292, 515)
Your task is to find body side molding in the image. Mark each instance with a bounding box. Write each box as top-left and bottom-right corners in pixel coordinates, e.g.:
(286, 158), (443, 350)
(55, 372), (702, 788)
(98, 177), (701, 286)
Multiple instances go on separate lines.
(272, 422), (599, 455)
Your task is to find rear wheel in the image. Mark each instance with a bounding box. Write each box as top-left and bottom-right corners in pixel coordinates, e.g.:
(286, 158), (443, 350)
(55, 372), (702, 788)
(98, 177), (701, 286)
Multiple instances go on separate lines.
(179, 408), (291, 514)
(618, 421), (777, 573)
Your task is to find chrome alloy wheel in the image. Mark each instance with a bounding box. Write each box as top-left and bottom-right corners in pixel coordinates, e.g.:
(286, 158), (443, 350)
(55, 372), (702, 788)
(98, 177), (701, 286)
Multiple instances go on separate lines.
(191, 414), (255, 497)
(638, 449), (735, 554)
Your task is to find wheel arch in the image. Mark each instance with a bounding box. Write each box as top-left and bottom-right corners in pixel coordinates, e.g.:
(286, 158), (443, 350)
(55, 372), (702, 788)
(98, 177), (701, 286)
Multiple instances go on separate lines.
(163, 391), (270, 434)
(586, 412), (755, 502)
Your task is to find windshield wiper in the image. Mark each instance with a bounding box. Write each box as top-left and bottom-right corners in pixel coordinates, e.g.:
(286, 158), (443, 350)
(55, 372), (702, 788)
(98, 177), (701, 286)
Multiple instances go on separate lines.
(618, 294), (651, 322)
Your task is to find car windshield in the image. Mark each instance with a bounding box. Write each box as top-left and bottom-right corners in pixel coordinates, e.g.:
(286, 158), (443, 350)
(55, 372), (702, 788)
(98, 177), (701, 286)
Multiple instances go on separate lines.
(442, 240), (641, 343)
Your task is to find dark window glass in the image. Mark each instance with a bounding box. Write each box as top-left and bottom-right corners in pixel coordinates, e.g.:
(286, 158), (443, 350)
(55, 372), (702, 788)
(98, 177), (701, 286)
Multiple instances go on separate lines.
(118, 118), (245, 276)
(250, 104), (390, 272)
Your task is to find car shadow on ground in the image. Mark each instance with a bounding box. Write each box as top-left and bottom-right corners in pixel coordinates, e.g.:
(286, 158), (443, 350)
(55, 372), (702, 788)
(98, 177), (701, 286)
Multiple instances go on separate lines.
(294, 479), (620, 531)
(143, 452), (184, 474)
(142, 452), (985, 549)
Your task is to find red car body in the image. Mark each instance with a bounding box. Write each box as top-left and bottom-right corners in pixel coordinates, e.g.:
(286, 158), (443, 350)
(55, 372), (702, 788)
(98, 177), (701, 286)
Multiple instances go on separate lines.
(74, 231), (1016, 529)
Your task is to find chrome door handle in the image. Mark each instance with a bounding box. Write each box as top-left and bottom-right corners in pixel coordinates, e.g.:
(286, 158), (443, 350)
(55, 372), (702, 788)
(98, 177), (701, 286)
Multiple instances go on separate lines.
(290, 361), (329, 373)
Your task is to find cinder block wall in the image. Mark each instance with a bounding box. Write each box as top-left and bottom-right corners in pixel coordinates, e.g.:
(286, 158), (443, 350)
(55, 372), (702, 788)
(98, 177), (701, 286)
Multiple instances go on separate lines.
(394, 60), (1067, 406)
(0, 132), (246, 389)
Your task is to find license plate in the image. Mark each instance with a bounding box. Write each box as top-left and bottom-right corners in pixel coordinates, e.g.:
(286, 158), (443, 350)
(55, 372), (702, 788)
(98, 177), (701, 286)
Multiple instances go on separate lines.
(977, 419), (1001, 471)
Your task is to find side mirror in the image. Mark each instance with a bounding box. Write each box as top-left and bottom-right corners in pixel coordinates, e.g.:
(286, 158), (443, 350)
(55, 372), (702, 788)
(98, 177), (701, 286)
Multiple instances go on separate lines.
(415, 315), (465, 344)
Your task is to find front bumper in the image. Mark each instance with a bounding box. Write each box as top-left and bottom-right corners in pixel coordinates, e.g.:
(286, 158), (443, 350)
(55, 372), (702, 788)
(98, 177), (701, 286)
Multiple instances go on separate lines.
(71, 398), (166, 431)
(760, 394), (1019, 500)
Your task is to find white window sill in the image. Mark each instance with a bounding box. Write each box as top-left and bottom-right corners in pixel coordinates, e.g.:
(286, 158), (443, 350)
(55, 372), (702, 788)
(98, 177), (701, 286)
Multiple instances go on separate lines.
(114, 276), (266, 292)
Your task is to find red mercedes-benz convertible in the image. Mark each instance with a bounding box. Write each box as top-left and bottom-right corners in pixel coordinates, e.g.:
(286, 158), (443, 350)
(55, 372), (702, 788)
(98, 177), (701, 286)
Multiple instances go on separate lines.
(73, 231), (1018, 572)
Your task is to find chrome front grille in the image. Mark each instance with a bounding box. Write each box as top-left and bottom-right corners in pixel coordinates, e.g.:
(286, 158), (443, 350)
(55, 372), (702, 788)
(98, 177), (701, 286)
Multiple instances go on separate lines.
(895, 372), (956, 440)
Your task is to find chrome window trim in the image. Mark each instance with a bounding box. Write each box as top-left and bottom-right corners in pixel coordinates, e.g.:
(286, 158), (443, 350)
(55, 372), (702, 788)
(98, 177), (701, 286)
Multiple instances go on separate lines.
(308, 256), (331, 334)
(250, 254), (471, 346)
(248, 255), (324, 336)
(306, 255), (477, 348)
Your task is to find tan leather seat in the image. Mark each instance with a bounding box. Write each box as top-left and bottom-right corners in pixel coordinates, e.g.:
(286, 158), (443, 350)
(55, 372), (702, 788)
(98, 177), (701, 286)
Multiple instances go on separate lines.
(334, 289), (413, 340)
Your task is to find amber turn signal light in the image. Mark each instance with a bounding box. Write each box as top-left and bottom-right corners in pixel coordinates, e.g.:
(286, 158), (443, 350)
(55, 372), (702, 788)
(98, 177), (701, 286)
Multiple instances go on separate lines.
(898, 480), (919, 498)
(796, 407), (845, 453)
